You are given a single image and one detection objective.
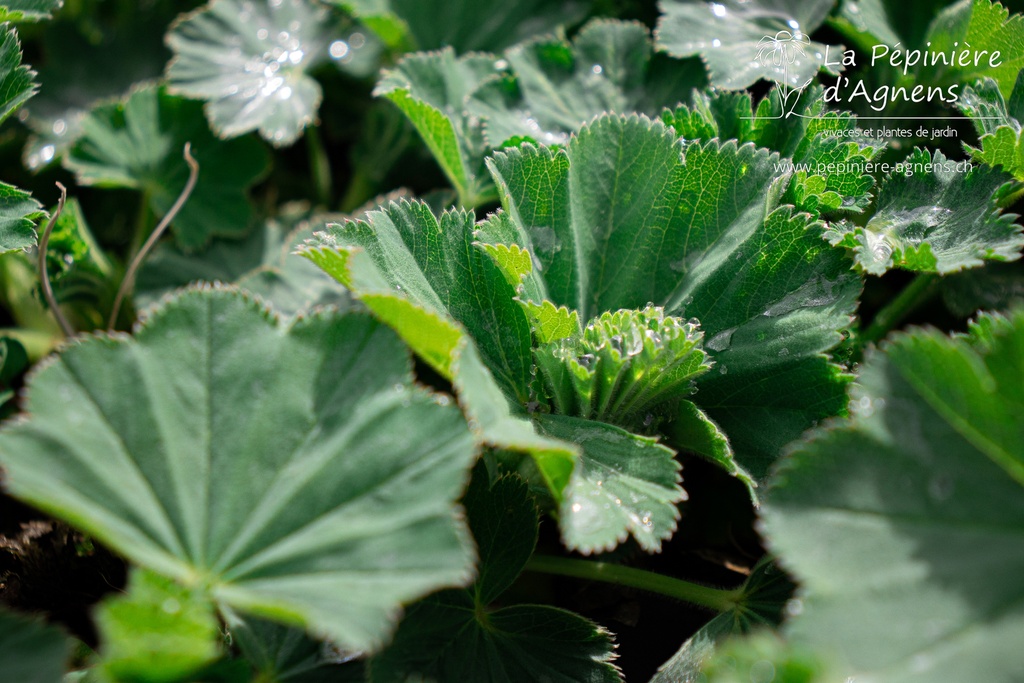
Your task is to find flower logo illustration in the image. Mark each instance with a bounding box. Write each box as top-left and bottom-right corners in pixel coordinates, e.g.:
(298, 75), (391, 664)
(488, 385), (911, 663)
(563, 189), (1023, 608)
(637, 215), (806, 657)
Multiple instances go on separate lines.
(753, 29), (815, 119)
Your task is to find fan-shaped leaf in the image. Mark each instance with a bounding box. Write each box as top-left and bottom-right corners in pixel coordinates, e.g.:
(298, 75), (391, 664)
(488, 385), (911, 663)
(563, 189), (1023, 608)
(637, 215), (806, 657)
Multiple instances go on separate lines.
(482, 114), (860, 482)
(0, 608), (71, 683)
(167, 0), (365, 146)
(64, 86), (270, 251)
(959, 73), (1024, 180)
(825, 148), (1023, 274)
(369, 472), (622, 682)
(0, 287), (478, 652)
(654, 0), (841, 89)
(762, 309), (1024, 683)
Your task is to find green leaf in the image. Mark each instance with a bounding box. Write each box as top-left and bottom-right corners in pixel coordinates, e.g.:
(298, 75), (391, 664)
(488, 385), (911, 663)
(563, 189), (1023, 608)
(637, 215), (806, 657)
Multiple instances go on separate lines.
(662, 85), (883, 214)
(137, 214), (350, 319)
(0, 286), (478, 652)
(824, 148), (1023, 275)
(0, 22), (37, 126)
(470, 20), (705, 150)
(22, 17), (171, 170)
(762, 309), (1024, 682)
(942, 261), (1024, 316)
(97, 569), (223, 683)
(167, 0), (358, 146)
(334, 0), (586, 52)
(0, 181), (43, 255)
(694, 632), (837, 683)
(483, 114), (860, 482)
(654, 0), (841, 89)
(229, 618), (364, 682)
(377, 19), (705, 207)
(650, 560), (793, 683)
(369, 472), (622, 682)
(300, 199), (577, 503)
(959, 73), (1024, 180)
(534, 414), (684, 554)
(0, 608), (71, 683)
(374, 49), (499, 208)
(65, 86), (270, 251)
(924, 0), (1024, 99)
(0, 0), (61, 22)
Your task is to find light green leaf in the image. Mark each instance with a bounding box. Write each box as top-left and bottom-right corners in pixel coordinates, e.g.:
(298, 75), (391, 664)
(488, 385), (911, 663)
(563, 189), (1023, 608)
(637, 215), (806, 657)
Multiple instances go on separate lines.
(369, 472), (622, 682)
(0, 286), (478, 652)
(941, 261), (1024, 316)
(300, 199), (577, 506)
(662, 84), (883, 214)
(97, 569), (223, 683)
(0, 608), (71, 683)
(483, 114), (860, 482)
(0, 182), (43, 255)
(334, 0), (586, 52)
(137, 214), (350, 319)
(0, 0), (61, 21)
(654, 0), (841, 89)
(824, 148), (1023, 275)
(64, 86), (270, 251)
(650, 560), (793, 683)
(925, 0), (1024, 99)
(762, 309), (1024, 683)
(959, 73), (1024, 180)
(694, 632), (837, 683)
(534, 414), (684, 554)
(167, 0), (362, 146)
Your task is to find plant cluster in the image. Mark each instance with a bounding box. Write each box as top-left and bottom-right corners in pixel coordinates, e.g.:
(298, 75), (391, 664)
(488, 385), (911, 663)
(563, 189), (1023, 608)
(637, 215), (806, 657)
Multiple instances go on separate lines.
(0, 0), (1022, 681)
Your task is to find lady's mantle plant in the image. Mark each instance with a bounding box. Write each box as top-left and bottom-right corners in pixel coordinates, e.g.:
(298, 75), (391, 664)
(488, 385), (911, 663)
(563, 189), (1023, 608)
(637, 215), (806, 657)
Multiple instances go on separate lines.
(0, 0), (1022, 682)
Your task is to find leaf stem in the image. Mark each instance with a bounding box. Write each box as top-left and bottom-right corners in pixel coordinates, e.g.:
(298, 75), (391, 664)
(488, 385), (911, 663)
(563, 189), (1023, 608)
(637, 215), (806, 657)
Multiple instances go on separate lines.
(859, 273), (940, 347)
(306, 125), (333, 208)
(524, 555), (742, 612)
(37, 183), (74, 339)
(108, 144), (199, 330)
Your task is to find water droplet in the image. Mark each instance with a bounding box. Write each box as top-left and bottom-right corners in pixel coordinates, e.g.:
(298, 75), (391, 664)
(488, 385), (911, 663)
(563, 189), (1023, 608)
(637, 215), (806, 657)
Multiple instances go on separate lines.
(710, 2), (727, 17)
(39, 144), (55, 163)
(494, 59), (509, 70)
(712, 38), (721, 48)
(706, 327), (736, 352)
(572, 502), (582, 512)
(349, 32), (366, 49)
(52, 119), (66, 136)
(784, 598), (803, 616)
(750, 660), (775, 683)
(330, 40), (350, 59)
(162, 598), (181, 614)
(256, 27), (269, 40)
(591, 64), (603, 75)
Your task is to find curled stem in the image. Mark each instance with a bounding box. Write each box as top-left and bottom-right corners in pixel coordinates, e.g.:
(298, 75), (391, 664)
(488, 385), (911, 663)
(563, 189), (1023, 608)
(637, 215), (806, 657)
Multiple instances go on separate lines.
(108, 143), (199, 331)
(38, 183), (74, 338)
(525, 555), (743, 612)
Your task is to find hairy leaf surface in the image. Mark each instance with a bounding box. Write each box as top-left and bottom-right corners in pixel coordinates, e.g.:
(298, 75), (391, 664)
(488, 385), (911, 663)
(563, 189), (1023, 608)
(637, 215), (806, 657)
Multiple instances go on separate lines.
(483, 114), (860, 481)
(960, 73), (1024, 180)
(0, 287), (478, 651)
(825, 148), (1023, 274)
(763, 309), (1024, 683)
(64, 86), (269, 251)
(167, 0), (358, 146)
(369, 473), (622, 682)
(654, 0), (841, 89)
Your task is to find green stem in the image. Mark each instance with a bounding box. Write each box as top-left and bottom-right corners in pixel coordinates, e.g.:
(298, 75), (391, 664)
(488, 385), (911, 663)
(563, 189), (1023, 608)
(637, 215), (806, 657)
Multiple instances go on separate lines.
(860, 273), (940, 347)
(338, 166), (376, 214)
(306, 126), (333, 208)
(525, 555), (742, 612)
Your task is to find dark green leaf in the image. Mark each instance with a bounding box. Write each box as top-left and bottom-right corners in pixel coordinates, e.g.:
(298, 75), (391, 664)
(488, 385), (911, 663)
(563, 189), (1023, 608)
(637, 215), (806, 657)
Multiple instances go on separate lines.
(0, 22), (37, 124)
(0, 181), (43, 255)
(763, 309), (1024, 682)
(64, 86), (270, 251)
(0, 286), (478, 652)
(167, 0), (366, 146)
(959, 73), (1024, 180)
(483, 114), (860, 482)
(369, 473), (622, 682)
(96, 569), (223, 683)
(654, 0), (841, 89)
(0, 608), (71, 683)
(335, 0), (586, 52)
(137, 214), (349, 319)
(824, 148), (1023, 274)
(230, 618), (364, 682)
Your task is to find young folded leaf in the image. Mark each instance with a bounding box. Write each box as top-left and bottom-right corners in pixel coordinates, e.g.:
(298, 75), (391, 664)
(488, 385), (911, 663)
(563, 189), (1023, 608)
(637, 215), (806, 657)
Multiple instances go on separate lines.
(960, 72), (1024, 181)
(0, 286), (479, 652)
